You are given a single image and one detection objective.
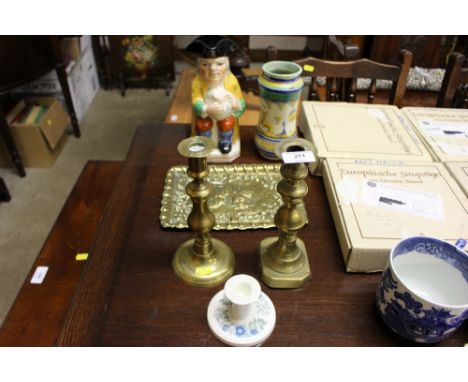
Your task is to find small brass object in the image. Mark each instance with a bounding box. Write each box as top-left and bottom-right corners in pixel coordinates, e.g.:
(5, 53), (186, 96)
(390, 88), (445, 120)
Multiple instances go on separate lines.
(258, 138), (313, 289)
(173, 136), (235, 287)
(160, 163), (288, 230)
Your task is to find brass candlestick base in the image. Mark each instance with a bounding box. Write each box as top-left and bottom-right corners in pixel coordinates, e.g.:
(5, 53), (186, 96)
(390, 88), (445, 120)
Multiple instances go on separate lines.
(258, 138), (313, 289)
(258, 237), (310, 289)
(173, 238), (234, 287)
(173, 136), (235, 287)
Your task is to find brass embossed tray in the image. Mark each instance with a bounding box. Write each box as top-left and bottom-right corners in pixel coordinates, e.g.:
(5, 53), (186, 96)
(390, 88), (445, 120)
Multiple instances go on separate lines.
(160, 163), (284, 230)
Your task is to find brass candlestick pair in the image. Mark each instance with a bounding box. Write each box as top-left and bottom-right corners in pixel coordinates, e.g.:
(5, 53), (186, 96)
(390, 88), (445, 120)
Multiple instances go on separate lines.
(172, 136), (312, 289)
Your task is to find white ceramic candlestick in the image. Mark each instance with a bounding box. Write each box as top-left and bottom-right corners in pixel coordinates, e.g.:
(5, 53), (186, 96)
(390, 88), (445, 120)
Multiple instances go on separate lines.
(207, 274), (276, 346)
(225, 274), (261, 321)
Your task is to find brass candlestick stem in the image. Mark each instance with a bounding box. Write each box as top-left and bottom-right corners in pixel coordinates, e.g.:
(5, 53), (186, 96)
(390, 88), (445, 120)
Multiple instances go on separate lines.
(258, 138), (313, 288)
(173, 136), (235, 287)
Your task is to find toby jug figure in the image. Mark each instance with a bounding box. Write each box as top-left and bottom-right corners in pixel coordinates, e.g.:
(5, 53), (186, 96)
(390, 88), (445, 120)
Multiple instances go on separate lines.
(186, 36), (246, 162)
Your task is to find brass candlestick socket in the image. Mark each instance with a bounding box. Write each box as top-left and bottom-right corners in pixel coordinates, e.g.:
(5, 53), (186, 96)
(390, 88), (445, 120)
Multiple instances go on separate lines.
(173, 136), (235, 287)
(257, 138), (313, 289)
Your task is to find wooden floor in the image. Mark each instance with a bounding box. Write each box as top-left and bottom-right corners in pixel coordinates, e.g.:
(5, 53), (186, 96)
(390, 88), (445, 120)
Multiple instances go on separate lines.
(0, 160), (123, 346)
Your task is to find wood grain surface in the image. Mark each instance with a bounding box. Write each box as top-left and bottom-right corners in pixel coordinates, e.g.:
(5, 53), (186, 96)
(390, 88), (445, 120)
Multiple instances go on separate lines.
(0, 161), (123, 346)
(56, 124), (467, 346)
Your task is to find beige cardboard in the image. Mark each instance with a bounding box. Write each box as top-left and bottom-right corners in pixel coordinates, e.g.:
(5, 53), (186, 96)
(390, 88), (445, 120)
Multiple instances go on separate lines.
(445, 162), (468, 198)
(0, 97), (69, 167)
(402, 107), (468, 162)
(322, 158), (468, 273)
(299, 102), (434, 175)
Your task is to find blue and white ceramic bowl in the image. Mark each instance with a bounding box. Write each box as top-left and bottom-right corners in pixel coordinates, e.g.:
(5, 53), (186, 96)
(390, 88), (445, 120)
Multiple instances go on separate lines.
(376, 236), (468, 343)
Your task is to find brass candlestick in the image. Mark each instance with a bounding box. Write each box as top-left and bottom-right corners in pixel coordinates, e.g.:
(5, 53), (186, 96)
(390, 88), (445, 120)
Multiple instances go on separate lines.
(173, 136), (235, 287)
(257, 138), (313, 289)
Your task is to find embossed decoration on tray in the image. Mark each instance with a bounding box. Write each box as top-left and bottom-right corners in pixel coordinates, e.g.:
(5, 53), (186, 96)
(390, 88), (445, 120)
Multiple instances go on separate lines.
(161, 163), (284, 230)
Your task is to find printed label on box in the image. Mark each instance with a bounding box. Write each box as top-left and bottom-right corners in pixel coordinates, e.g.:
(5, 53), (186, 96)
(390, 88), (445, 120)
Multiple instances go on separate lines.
(360, 180), (444, 220)
(419, 120), (468, 139)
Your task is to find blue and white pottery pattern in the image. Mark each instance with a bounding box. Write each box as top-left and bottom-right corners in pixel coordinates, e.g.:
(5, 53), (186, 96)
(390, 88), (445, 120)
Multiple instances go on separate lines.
(213, 293), (272, 339)
(255, 61), (303, 160)
(377, 236), (468, 343)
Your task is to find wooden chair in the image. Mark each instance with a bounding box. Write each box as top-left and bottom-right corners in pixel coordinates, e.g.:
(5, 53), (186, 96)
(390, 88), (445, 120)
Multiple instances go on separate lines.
(437, 52), (468, 108)
(0, 177), (11, 202)
(295, 49), (413, 107)
(235, 36), (360, 97)
(323, 35), (360, 61)
(231, 46), (277, 96)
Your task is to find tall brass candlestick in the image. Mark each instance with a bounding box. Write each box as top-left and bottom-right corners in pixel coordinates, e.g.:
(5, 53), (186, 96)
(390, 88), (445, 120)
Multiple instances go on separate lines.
(257, 138), (313, 288)
(173, 136), (235, 287)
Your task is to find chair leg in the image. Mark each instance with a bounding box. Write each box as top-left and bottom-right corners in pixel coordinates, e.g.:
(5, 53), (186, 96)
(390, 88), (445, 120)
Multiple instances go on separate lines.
(0, 177), (11, 202)
(56, 65), (81, 137)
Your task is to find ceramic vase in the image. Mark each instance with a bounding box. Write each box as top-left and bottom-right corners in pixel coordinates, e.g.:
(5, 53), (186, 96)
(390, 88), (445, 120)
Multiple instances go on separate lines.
(255, 61), (304, 160)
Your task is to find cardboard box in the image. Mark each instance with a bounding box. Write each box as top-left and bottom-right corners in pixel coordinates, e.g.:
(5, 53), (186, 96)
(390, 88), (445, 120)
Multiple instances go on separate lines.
(445, 162), (468, 198)
(0, 97), (69, 167)
(402, 107), (468, 163)
(322, 158), (468, 273)
(298, 102), (434, 175)
(10, 37), (99, 122)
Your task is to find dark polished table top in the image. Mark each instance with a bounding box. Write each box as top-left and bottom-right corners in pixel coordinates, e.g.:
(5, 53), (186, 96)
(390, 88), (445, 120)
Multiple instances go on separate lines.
(56, 123), (467, 346)
(0, 161), (123, 346)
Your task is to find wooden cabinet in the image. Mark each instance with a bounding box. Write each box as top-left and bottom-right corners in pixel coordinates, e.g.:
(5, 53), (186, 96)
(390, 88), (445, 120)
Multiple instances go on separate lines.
(368, 36), (463, 68)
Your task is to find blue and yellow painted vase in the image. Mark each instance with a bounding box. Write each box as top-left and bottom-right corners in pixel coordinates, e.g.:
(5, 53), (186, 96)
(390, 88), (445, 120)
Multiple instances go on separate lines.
(255, 61), (304, 160)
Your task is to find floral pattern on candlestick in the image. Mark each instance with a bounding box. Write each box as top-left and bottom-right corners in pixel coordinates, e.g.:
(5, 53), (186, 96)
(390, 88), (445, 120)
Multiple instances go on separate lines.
(214, 295), (271, 338)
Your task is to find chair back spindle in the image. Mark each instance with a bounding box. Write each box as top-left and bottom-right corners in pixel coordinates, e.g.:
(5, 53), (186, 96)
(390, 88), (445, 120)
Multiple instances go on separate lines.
(437, 52), (468, 109)
(309, 78), (319, 100)
(348, 78), (357, 102)
(368, 79), (377, 103)
(295, 49), (413, 106)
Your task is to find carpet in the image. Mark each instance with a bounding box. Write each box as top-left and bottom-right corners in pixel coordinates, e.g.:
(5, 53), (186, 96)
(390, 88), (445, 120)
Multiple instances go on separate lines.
(0, 86), (173, 326)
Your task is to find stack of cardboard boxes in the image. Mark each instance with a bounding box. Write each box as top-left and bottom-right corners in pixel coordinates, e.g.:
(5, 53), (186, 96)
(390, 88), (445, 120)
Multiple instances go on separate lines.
(299, 102), (468, 273)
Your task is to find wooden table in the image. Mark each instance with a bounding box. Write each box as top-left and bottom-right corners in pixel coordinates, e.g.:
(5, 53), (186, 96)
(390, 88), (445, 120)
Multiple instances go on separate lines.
(52, 123), (466, 346)
(0, 161), (122, 346)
